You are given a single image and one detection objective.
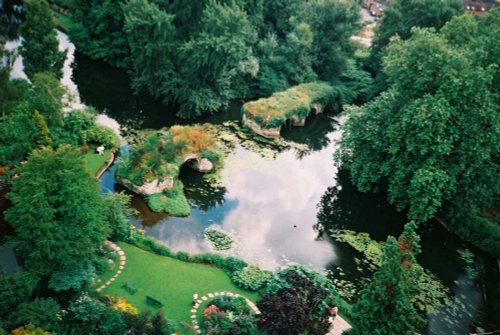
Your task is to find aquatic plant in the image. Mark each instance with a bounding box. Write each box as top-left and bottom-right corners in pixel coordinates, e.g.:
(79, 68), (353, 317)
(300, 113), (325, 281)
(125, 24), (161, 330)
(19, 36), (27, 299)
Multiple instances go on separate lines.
(204, 226), (235, 250)
(231, 266), (274, 291)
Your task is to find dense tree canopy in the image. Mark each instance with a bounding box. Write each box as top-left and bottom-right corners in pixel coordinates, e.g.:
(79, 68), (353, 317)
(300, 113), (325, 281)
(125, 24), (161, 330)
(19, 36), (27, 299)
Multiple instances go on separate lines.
(21, 0), (66, 80)
(67, 0), (363, 118)
(5, 145), (110, 275)
(338, 11), (500, 254)
(368, 0), (462, 72)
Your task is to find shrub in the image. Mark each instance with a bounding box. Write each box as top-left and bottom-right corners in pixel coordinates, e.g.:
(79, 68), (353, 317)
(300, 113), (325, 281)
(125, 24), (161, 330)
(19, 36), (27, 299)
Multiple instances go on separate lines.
(48, 262), (96, 292)
(108, 296), (138, 315)
(204, 226), (234, 250)
(210, 296), (251, 315)
(232, 266), (274, 291)
(85, 124), (120, 151)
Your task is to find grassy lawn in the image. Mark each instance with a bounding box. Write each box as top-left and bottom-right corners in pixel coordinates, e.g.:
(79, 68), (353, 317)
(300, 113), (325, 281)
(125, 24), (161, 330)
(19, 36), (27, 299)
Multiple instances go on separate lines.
(84, 151), (111, 176)
(96, 242), (260, 324)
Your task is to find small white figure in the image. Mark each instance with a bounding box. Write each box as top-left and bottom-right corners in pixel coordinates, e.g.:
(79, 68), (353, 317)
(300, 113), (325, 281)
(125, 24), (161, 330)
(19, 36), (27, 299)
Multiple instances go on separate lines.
(96, 145), (105, 156)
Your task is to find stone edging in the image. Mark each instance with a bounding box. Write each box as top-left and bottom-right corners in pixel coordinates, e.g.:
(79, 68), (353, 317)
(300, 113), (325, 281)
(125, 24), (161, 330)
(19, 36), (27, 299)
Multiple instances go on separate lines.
(96, 152), (115, 179)
(190, 291), (260, 334)
(95, 241), (126, 292)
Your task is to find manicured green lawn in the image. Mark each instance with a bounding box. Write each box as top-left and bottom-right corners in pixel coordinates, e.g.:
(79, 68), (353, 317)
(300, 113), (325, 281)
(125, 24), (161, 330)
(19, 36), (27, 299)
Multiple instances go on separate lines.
(96, 242), (260, 324)
(84, 151), (111, 176)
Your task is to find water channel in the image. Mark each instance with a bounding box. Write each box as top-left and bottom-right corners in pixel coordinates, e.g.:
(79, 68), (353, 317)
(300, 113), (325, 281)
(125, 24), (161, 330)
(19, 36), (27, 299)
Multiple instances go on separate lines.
(3, 32), (499, 334)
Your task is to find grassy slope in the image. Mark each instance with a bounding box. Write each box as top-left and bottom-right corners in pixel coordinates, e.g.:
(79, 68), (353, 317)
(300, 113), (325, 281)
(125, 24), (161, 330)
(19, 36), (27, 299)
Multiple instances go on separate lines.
(84, 151), (111, 176)
(96, 242), (259, 323)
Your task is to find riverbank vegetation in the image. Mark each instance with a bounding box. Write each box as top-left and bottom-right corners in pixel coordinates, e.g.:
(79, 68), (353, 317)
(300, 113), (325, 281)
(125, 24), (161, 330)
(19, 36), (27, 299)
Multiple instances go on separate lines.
(62, 0), (367, 118)
(338, 9), (500, 257)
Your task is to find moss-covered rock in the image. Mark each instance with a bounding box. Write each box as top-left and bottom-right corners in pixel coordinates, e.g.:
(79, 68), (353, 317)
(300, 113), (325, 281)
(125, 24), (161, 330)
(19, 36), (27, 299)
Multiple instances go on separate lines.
(117, 124), (222, 216)
(241, 82), (336, 138)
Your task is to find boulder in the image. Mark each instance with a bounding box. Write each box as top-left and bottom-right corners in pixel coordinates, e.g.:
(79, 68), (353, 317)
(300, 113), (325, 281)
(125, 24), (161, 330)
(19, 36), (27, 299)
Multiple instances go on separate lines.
(118, 177), (174, 196)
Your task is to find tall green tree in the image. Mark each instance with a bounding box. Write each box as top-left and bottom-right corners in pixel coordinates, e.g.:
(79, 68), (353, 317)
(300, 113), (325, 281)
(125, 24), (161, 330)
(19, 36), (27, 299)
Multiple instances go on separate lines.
(367, 0), (461, 93)
(123, 0), (176, 100)
(68, 0), (129, 67)
(21, 0), (66, 80)
(171, 1), (258, 118)
(368, 0), (461, 70)
(301, 0), (360, 82)
(349, 233), (423, 335)
(28, 73), (65, 128)
(0, 105), (40, 165)
(338, 14), (499, 227)
(5, 145), (110, 276)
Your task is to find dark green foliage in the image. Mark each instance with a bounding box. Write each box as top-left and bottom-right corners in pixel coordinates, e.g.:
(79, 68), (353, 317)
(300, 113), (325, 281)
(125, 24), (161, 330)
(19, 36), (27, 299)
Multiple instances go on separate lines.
(58, 108), (96, 146)
(56, 107), (119, 150)
(172, 1), (258, 118)
(32, 111), (52, 147)
(14, 298), (61, 332)
(68, 0), (129, 67)
(28, 73), (65, 128)
(48, 261), (96, 292)
(70, 0), (359, 117)
(123, 0), (176, 99)
(0, 271), (39, 329)
(0, 107), (40, 165)
(338, 14), (500, 230)
(349, 235), (424, 335)
(258, 266), (338, 335)
(367, 0), (462, 93)
(5, 145), (110, 276)
(301, 0), (360, 82)
(104, 192), (136, 242)
(21, 0), (66, 79)
(231, 266), (273, 291)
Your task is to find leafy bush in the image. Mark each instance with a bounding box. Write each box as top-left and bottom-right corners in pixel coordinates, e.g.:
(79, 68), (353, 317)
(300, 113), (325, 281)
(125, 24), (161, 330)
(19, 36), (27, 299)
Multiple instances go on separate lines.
(232, 266), (274, 291)
(14, 298), (61, 332)
(202, 296), (258, 335)
(85, 124), (120, 151)
(210, 296), (251, 315)
(48, 262), (96, 292)
(204, 226), (234, 250)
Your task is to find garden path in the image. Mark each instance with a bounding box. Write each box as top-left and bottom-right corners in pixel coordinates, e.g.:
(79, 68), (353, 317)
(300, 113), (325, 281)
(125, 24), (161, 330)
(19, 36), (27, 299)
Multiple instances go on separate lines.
(95, 240), (126, 292)
(327, 315), (352, 335)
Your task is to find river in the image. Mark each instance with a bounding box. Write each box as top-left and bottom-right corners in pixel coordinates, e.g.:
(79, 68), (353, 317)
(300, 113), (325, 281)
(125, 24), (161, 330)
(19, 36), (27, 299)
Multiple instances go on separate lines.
(3, 31), (499, 334)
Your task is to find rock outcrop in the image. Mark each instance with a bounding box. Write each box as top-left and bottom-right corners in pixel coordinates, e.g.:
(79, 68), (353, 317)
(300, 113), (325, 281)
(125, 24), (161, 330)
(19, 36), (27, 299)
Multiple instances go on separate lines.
(119, 177), (174, 196)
